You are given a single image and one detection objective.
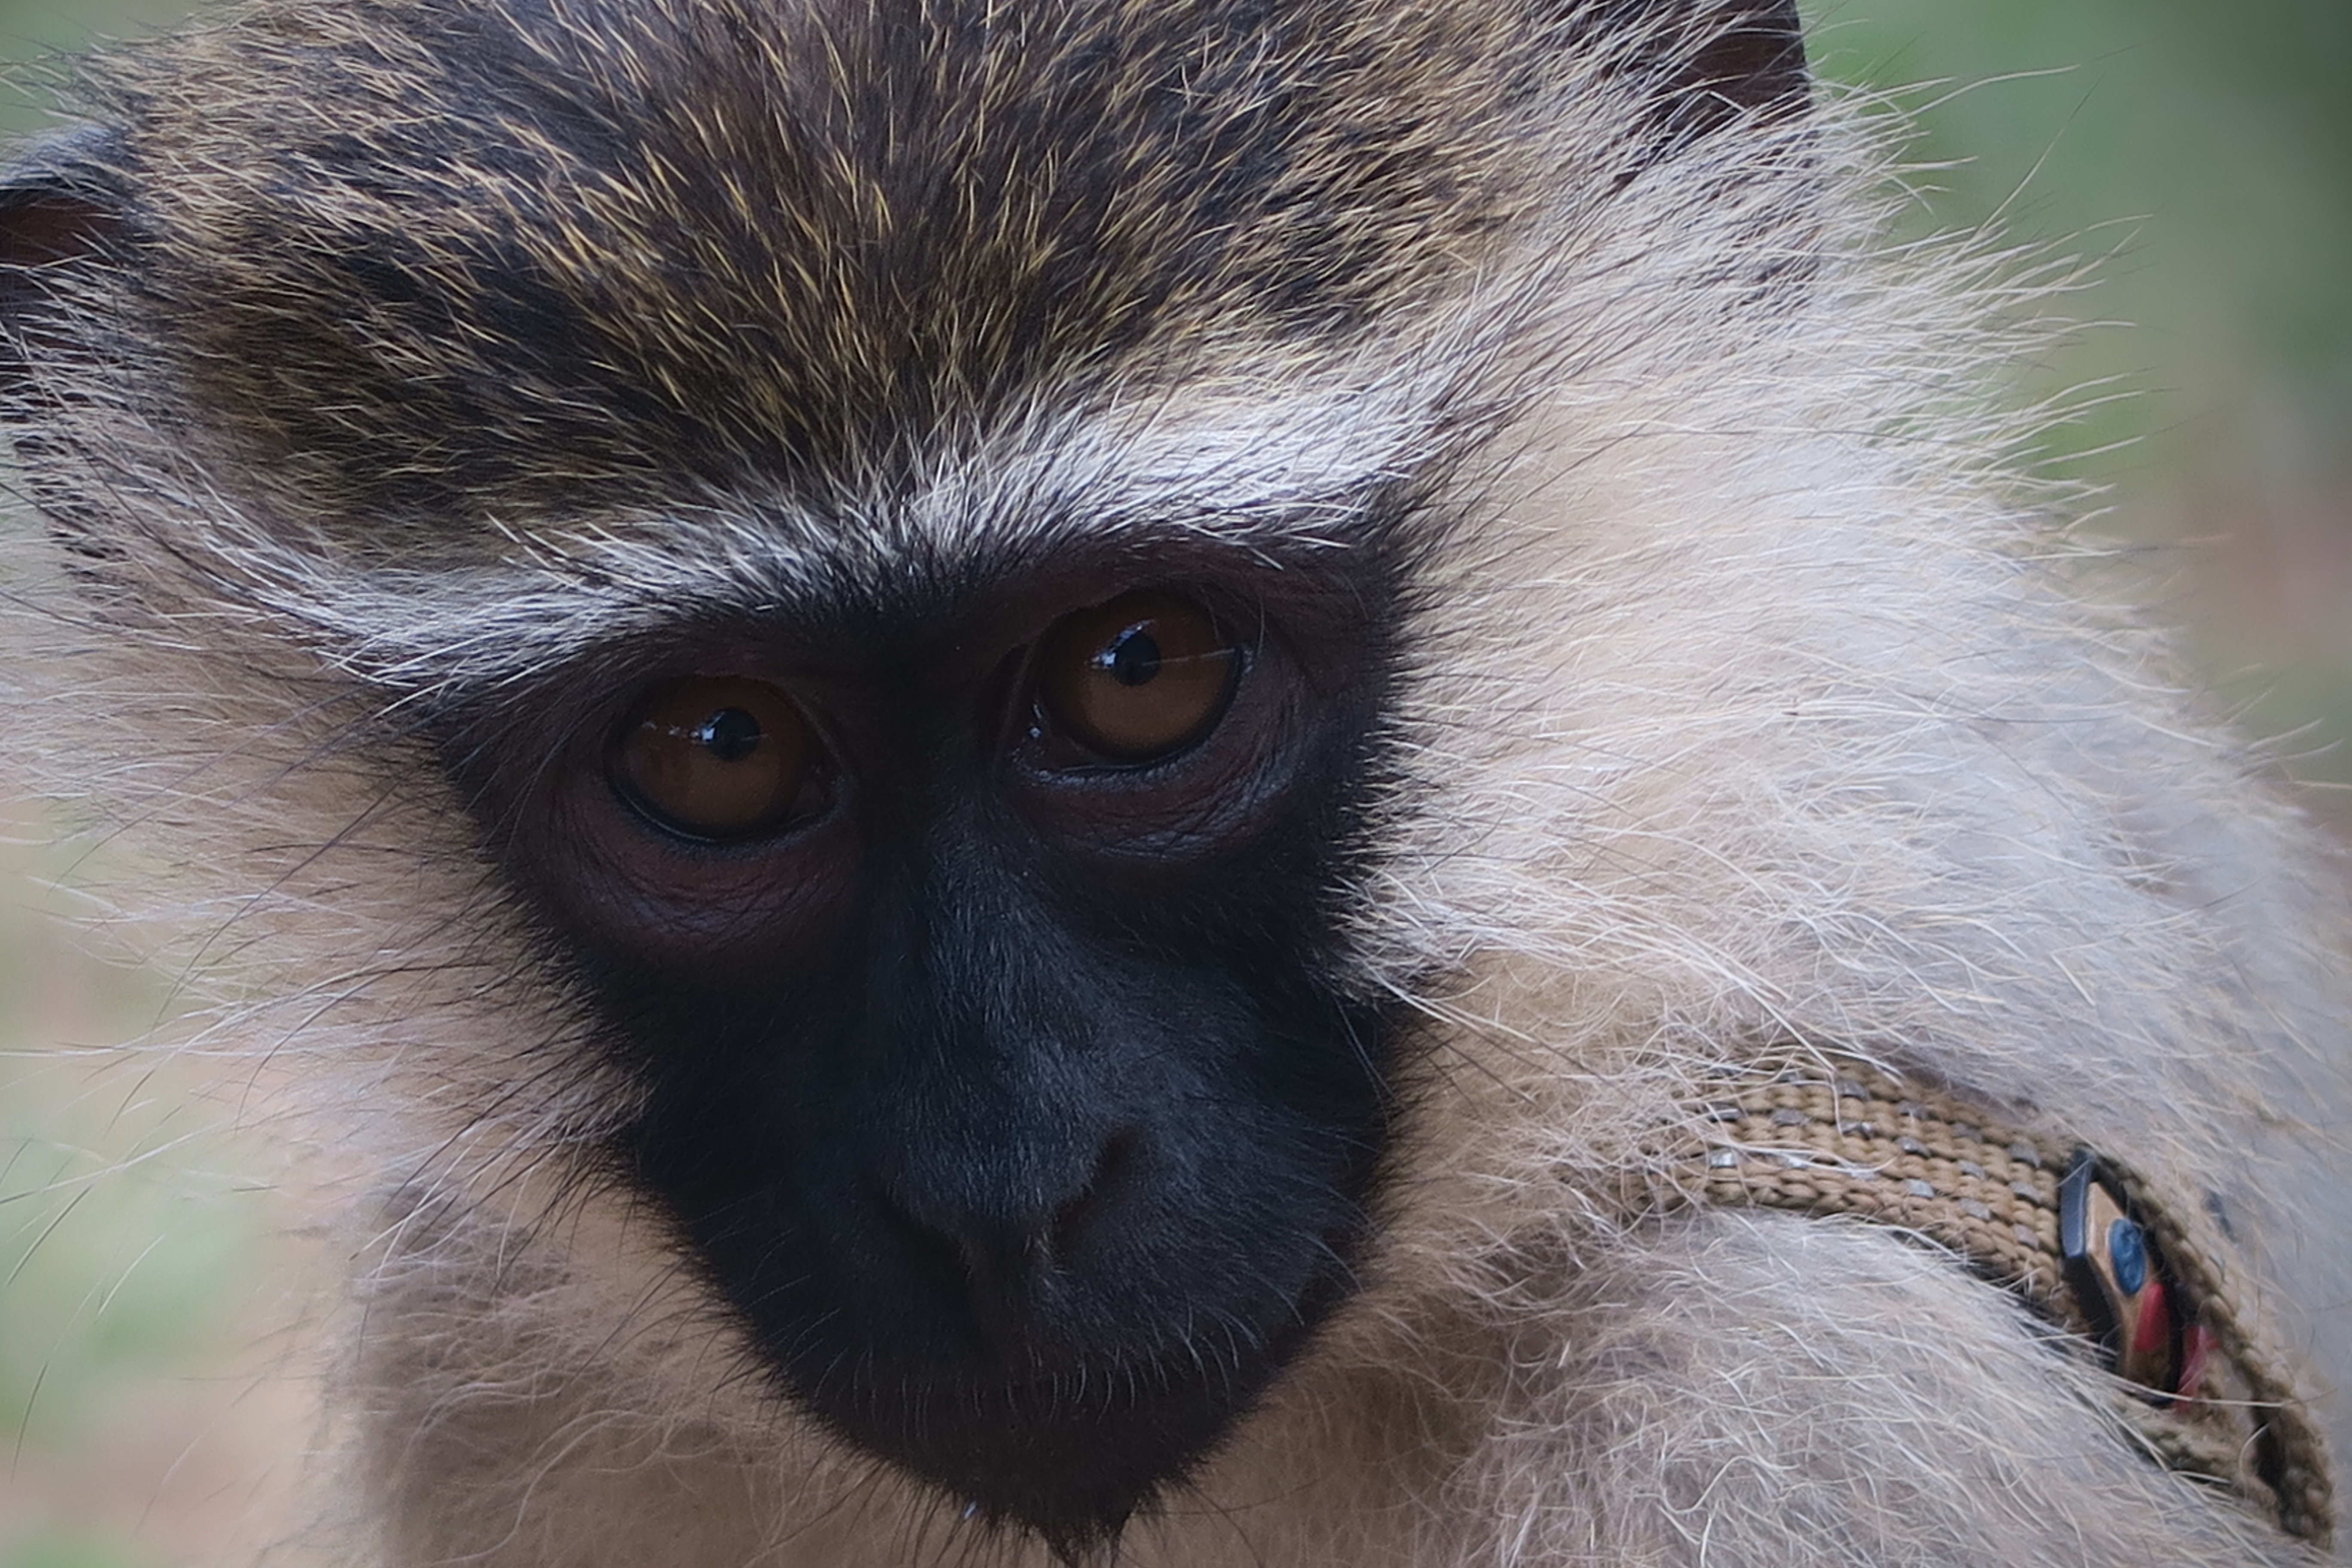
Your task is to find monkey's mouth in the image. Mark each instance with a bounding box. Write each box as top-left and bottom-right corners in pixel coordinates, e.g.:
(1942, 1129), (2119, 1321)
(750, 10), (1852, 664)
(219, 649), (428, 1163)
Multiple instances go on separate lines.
(778, 1224), (1363, 1559)
(838, 1340), (1299, 1553)
(720, 1189), (1364, 1561)
(609, 973), (1401, 1556)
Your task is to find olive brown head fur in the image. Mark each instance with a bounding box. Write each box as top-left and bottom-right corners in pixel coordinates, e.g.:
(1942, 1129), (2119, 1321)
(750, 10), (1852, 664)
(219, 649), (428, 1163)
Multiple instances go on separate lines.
(1, 0), (2347, 1565)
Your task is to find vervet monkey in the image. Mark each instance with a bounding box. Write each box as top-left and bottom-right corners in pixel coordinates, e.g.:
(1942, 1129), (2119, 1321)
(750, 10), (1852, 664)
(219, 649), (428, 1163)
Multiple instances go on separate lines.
(0, 0), (2346, 1564)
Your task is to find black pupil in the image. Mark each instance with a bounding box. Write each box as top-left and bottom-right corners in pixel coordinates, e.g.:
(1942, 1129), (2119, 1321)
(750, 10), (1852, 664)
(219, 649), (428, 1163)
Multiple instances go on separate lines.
(1103, 627), (1162, 687)
(697, 707), (764, 762)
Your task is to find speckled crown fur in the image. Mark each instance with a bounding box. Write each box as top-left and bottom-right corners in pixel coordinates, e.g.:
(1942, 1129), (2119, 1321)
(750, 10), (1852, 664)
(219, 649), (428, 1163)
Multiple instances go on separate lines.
(24, 0), (1799, 528)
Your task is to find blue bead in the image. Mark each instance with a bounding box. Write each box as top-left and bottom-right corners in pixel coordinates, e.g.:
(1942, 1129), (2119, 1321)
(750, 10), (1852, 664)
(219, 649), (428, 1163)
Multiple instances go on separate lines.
(2108, 1217), (2148, 1295)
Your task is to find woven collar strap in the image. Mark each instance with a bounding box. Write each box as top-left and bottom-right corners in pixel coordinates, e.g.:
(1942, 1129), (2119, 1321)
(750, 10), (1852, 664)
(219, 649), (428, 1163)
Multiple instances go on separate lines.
(1675, 1058), (2334, 1547)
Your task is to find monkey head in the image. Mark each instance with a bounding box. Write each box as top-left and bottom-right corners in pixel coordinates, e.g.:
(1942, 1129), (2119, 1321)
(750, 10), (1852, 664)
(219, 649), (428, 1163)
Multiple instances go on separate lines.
(0, 0), (1807, 1553)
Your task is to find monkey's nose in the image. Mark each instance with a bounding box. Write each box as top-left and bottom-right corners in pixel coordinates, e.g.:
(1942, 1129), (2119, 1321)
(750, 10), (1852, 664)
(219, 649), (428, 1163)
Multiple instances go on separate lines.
(878, 1129), (1139, 1353)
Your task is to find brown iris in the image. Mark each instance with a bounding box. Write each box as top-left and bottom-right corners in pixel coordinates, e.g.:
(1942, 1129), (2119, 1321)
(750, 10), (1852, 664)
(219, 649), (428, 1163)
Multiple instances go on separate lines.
(613, 676), (814, 839)
(1038, 592), (1240, 761)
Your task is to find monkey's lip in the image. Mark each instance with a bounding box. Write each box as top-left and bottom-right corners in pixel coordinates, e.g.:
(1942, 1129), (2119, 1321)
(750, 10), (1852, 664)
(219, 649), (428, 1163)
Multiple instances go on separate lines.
(796, 1240), (1357, 1550)
(829, 1318), (1317, 1549)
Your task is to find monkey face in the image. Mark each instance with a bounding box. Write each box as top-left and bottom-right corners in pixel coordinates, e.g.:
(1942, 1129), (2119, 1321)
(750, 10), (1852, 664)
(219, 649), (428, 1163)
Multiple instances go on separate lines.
(0, 0), (1819, 1553)
(443, 540), (1410, 1544)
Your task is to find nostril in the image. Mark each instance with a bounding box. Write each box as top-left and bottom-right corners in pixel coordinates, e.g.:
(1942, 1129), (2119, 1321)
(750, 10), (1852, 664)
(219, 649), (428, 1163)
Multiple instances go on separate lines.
(1048, 1127), (1138, 1267)
(869, 1177), (976, 1287)
(870, 1125), (1143, 1326)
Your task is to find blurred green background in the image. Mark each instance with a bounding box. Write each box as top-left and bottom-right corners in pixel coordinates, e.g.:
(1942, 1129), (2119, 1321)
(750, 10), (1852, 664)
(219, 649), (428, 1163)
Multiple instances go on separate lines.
(0, 2), (2347, 1564)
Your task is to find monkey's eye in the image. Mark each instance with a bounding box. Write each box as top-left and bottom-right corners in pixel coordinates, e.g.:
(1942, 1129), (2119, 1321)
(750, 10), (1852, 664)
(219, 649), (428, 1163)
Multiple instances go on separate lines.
(611, 677), (820, 841)
(1036, 592), (1240, 762)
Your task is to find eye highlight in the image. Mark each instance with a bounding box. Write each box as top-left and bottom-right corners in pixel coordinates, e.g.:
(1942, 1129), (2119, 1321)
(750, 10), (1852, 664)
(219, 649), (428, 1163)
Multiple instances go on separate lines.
(1037, 592), (1240, 762)
(612, 676), (817, 840)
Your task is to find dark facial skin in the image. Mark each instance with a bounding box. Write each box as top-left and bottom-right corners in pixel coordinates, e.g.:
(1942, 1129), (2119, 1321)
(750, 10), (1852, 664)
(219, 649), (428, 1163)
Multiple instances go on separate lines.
(445, 533), (1410, 1556)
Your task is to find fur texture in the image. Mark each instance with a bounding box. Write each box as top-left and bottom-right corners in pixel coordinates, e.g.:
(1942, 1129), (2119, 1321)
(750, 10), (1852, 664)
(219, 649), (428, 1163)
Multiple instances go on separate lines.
(0, 0), (2346, 1564)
